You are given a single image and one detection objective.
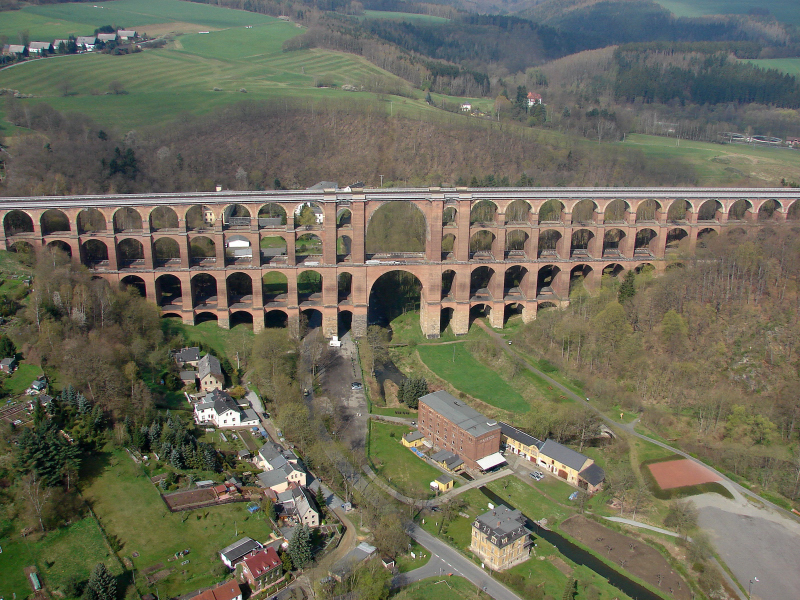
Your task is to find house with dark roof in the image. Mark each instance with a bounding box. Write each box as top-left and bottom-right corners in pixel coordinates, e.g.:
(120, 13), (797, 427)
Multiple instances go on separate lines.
(470, 505), (531, 571)
(193, 389), (257, 428)
(418, 391), (502, 470)
(198, 354), (224, 391)
(219, 537), (262, 568)
(240, 547), (282, 590)
(174, 347), (200, 367)
(430, 449), (464, 473)
(401, 430), (425, 448)
(0, 356), (18, 374)
(500, 422), (544, 461)
(276, 487), (319, 527)
(329, 542), (376, 581)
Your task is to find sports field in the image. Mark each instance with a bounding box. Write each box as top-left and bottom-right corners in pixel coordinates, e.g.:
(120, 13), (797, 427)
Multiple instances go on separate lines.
(647, 458), (721, 490)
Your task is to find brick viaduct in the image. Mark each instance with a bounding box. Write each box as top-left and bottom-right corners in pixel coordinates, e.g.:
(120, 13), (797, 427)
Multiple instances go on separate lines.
(1, 187), (797, 338)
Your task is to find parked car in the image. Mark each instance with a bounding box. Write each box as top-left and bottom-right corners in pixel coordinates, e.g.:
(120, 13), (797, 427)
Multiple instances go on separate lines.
(351, 382), (363, 390)
(410, 420), (416, 426)
(529, 470), (544, 481)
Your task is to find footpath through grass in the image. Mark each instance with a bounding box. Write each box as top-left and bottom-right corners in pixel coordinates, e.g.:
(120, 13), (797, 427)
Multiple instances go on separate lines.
(80, 448), (273, 598)
(417, 343), (529, 413)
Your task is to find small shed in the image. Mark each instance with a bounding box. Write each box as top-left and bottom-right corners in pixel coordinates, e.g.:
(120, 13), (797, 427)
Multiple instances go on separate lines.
(431, 474), (454, 492)
(402, 430), (425, 448)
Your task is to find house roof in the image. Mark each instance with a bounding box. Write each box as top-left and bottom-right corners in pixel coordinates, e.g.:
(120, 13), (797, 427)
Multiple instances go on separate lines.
(118, 29), (136, 36)
(29, 42), (51, 50)
(243, 547), (281, 578)
(420, 391), (500, 438)
(403, 431), (424, 442)
(242, 408), (259, 422)
(0, 357), (15, 366)
(237, 449), (251, 458)
(97, 33), (117, 41)
(210, 582), (241, 600)
(199, 354), (223, 380)
(500, 422), (544, 450)
(220, 537), (261, 563)
(175, 347), (200, 362)
(180, 370), (197, 380)
(308, 181), (339, 190)
(527, 92), (542, 100)
(76, 36), (96, 45)
(330, 543), (376, 578)
(473, 505), (530, 548)
(476, 452), (506, 471)
(431, 449), (456, 463)
(436, 475), (453, 485)
(257, 469), (288, 489)
(539, 439), (590, 472)
(579, 463), (606, 486)
(7, 45), (25, 53)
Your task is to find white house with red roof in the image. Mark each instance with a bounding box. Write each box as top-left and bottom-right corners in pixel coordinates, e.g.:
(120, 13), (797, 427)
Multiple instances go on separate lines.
(527, 92), (543, 106)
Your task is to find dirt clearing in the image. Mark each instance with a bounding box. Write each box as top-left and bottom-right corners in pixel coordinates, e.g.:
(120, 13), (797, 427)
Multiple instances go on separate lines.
(648, 459), (721, 490)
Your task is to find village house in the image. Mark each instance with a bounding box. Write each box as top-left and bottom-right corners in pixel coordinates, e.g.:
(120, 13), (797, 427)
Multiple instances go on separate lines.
(28, 42), (51, 55)
(2, 44), (25, 56)
(277, 486), (320, 527)
(174, 347), (201, 367)
(255, 441), (299, 471)
(220, 538), (262, 568)
(193, 580), (242, 600)
(117, 29), (137, 40)
(0, 356), (18, 374)
(180, 370), (197, 387)
(500, 423), (605, 493)
(527, 91), (543, 106)
(329, 542), (377, 582)
(97, 33), (117, 43)
(470, 505), (531, 571)
(76, 36), (96, 51)
(401, 430), (425, 448)
(198, 354), (225, 391)
(430, 449), (464, 473)
(194, 389), (258, 428)
(418, 391), (503, 471)
(256, 462), (306, 493)
(239, 547), (282, 591)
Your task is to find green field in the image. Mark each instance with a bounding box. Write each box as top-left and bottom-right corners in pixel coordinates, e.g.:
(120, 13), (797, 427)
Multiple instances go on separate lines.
(360, 10), (450, 23)
(7, 363), (43, 396)
(417, 344), (529, 413)
(745, 58), (800, 76)
(653, 0), (800, 26)
(391, 576), (486, 600)
(79, 448), (274, 598)
(0, 516), (122, 600)
(620, 133), (800, 185)
(368, 421), (446, 498)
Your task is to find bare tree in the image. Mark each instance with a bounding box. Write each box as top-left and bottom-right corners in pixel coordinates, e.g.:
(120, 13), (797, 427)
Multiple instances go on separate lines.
(23, 471), (52, 532)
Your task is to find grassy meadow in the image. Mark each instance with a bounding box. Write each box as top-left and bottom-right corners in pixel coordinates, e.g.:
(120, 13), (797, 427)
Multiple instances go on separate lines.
(653, 0), (800, 26)
(359, 10), (450, 23)
(745, 58), (800, 76)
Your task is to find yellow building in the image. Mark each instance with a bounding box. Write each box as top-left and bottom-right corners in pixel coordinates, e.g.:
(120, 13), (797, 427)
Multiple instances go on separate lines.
(430, 475), (454, 493)
(402, 430), (425, 448)
(469, 505), (531, 571)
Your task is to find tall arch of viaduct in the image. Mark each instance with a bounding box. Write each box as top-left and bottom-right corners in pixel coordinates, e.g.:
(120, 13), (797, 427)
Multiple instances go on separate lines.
(2, 187), (798, 338)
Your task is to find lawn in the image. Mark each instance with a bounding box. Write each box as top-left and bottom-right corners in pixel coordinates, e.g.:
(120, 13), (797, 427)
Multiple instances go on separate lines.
(7, 363), (43, 396)
(170, 320), (253, 364)
(390, 576), (487, 600)
(653, 0), (800, 26)
(368, 421), (447, 499)
(620, 133), (800, 185)
(79, 448), (274, 598)
(744, 58), (800, 76)
(359, 10), (450, 23)
(485, 477), (574, 527)
(0, 516), (122, 600)
(417, 344), (529, 413)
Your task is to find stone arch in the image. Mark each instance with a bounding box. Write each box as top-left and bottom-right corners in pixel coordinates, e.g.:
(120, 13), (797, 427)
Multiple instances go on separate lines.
(149, 206), (179, 231)
(263, 272), (288, 303)
(442, 233), (456, 259)
(338, 271), (353, 301)
(571, 199), (597, 225)
(4, 210), (34, 236)
(470, 266), (495, 298)
(77, 208), (106, 234)
(667, 199), (691, 222)
(192, 273), (218, 307)
(537, 265), (561, 296)
(636, 199), (660, 222)
(469, 303), (492, 327)
(41, 209), (71, 235)
(505, 230), (529, 256)
(470, 200), (498, 225)
(265, 309), (288, 328)
(196, 311), (219, 325)
(189, 236), (216, 260)
(230, 310), (254, 329)
(787, 200), (800, 220)
(442, 206), (457, 226)
(366, 201), (426, 253)
(698, 199), (722, 221)
(337, 235), (352, 259)
(539, 199), (564, 223)
(603, 263), (625, 278)
(338, 309), (353, 336)
(603, 228), (626, 256)
(227, 272), (253, 306)
(367, 269), (422, 325)
(505, 199), (531, 224)
(635, 263), (655, 275)
(156, 274), (182, 307)
(537, 301), (558, 312)
(259, 203), (287, 228)
(294, 202), (324, 228)
(440, 307), (454, 333)
(153, 237), (180, 264)
(504, 265), (528, 297)
(260, 235), (287, 264)
(298, 270), (323, 303)
(120, 275), (146, 297)
(336, 208), (352, 227)
(186, 205), (215, 230)
(538, 229), (561, 258)
(697, 227), (718, 248)
(570, 229), (594, 256)
(8, 240), (35, 261)
(604, 199), (630, 223)
(162, 312), (182, 320)
(634, 228), (657, 255)
(301, 308), (323, 332)
(442, 269), (457, 299)
(118, 238), (144, 264)
(82, 239), (109, 264)
(469, 230), (495, 257)
(46, 240), (72, 257)
(666, 227), (688, 252)
(296, 233), (322, 259)
(503, 302), (524, 324)
(728, 199), (753, 221)
(114, 207), (142, 232)
(570, 264), (593, 295)
(758, 199), (781, 221)
(223, 204), (252, 227)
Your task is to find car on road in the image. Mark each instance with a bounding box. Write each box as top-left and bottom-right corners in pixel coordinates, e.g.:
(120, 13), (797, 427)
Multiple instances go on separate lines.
(303, 388), (309, 396)
(410, 420), (416, 426)
(351, 382), (363, 390)
(529, 470), (544, 481)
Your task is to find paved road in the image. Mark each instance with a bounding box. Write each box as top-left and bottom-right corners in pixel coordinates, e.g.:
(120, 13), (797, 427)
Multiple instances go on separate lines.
(404, 523), (523, 600)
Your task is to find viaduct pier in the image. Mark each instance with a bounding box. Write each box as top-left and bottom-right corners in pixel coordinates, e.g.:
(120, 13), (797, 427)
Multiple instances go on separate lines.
(1, 186), (797, 338)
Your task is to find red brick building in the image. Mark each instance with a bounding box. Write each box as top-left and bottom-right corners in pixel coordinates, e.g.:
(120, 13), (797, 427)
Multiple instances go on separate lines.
(418, 391), (502, 470)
